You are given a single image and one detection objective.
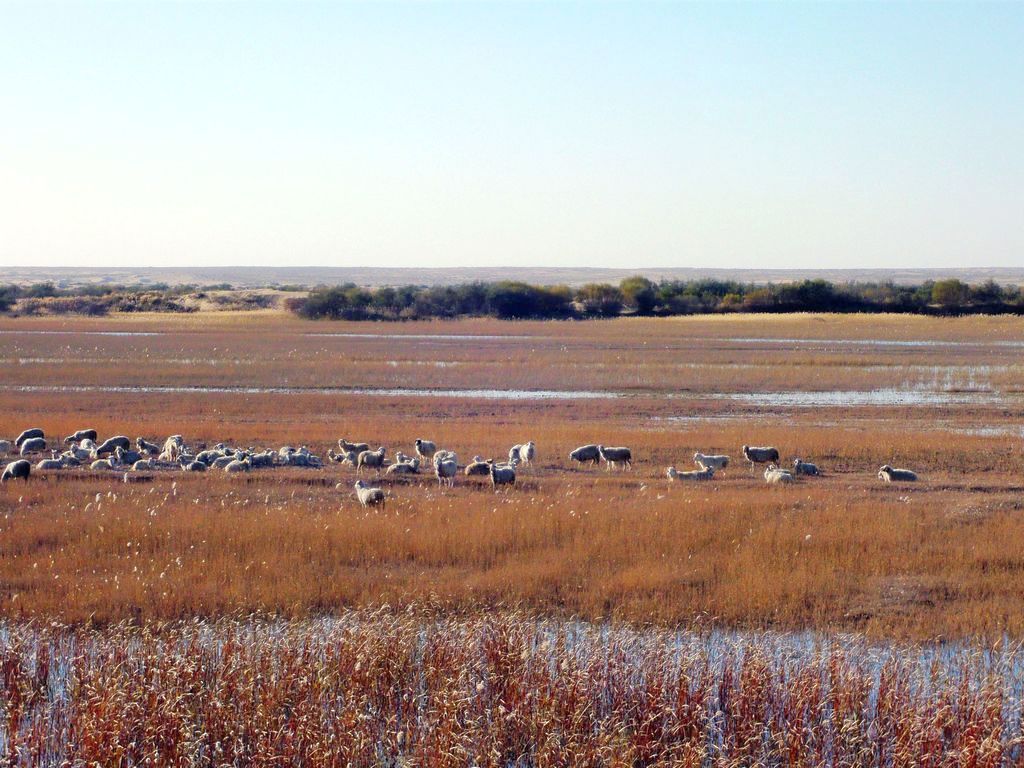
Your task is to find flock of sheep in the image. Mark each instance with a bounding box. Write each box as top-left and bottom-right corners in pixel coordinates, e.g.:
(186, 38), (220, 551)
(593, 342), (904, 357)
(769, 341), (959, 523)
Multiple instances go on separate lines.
(0, 427), (919, 506)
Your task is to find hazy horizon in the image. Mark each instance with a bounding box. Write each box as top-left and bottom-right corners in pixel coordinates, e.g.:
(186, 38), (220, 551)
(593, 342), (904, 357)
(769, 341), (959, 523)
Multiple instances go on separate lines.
(1, 2), (1022, 270)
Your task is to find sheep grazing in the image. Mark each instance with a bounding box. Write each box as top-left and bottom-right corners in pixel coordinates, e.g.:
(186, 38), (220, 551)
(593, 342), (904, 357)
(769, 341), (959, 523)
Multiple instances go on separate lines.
(597, 445), (632, 471)
(386, 458), (420, 475)
(667, 465), (714, 482)
(489, 459), (517, 489)
(1, 459), (31, 483)
(15, 428), (44, 447)
(339, 438), (370, 455)
(569, 444), (601, 466)
(693, 452), (729, 472)
(95, 435), (131, 457)
(136, 437), (161, 456)
(465, 456), (490, 476)
(878, 465), (917, 483)
(742, 445), (780, 471)
(434, 455), (458, 488)
(509, 444), (522, 464)
(414, 439), (437, 463)
(64, 429), (97, 444)
(353, 479), (386, 508)
(764, 464), (795, 485)
(793, 458), (820, 476)
(20, 437), (47, 456)
(357, 447), (387, 475)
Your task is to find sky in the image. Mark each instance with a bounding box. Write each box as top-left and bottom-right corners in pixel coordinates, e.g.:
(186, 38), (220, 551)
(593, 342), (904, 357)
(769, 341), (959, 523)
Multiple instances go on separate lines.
(0, 1), (1021, 270)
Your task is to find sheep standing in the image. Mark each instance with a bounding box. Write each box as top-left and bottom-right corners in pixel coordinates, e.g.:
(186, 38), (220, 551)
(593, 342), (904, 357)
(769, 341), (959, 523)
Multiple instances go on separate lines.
(878, 465), (917, 483)
(434, 454), (457, 488)
(742, 445), (780, 472)
(64, 429), (97, 444)
(667, 465), (714, 482)
(414, 439), (437, 463)
(357, 446), (387, 475)
(20, 437), (47, 456)
(354, 480), (386, 508)
(519, 441), (536, 466)
(489, 459), (516, 490)
(793, 459), (820, 476)
(693, 452), (729, 472)
(15, 428), (44, 447)
(508, 445), (522, 464)
(569, 444), (601, 466)
(597, 445), (632, 471)
(1, 460), (31, 483)
(339, 438), (370, 455)
(0, 440), (11, 455)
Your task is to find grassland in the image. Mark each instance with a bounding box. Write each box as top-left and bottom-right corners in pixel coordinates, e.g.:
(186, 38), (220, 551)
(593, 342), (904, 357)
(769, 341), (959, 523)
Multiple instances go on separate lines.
(1, 312), (1023, 640)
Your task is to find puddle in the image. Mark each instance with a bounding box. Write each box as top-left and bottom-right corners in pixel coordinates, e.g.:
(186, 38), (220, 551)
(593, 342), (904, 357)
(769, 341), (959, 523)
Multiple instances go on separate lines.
(0, 330), (163, 336)
(307, 333), (541, 341)
(1, 384), (617, 400)
(722, 337), (1024, 348)
(702, 389), (1012, 407)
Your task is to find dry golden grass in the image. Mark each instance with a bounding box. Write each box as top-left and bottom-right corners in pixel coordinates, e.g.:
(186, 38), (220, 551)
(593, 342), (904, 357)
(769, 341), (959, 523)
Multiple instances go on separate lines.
(0, 313), (1023, 639)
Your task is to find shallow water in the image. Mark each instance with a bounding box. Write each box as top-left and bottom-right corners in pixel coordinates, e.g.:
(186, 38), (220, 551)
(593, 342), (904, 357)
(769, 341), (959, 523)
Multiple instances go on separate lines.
(702, 388), (1014, 407)
(1, 384), (617, 400)
(723, 336), (1024, 348)
(0, 330), (164, 337)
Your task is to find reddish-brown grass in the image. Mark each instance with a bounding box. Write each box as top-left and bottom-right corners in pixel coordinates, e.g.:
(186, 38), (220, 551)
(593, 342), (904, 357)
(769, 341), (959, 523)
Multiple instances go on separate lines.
(0, 313), (1023, 639)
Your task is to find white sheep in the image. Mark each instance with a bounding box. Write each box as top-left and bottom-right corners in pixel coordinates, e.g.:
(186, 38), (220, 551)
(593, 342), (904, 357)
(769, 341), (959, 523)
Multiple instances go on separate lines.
(667, 465), (714, 482)
(224, 458), (251, 473)
(339, 438), (370, 455)
(597, 445), (632, 471)
(414, 439), (437, 463)
(693, 452), (729, 472)
(354, 479), (386, 508)
(357, 446), (387, 474)
(878, 465), (917, 483)
(465, 456), (490, 476)
(569, 444), (601, 465)
(386, 458), (420, 475)
(764, 464), (795, 485)
(519, 441), (536, 465)
(434, 455), (457, 488)
(793, 458), (820, 476)
(489, 459), (517, 489)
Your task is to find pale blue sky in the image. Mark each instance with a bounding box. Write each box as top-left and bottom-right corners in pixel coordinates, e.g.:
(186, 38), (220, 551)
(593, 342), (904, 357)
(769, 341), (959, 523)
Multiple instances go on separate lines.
(1, 1), (1021, 269)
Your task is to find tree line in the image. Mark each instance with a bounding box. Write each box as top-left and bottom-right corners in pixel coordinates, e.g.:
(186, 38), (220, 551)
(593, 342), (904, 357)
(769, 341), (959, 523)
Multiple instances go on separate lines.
(2, 277), (1022, 319)
(287, 277), (1024, 320)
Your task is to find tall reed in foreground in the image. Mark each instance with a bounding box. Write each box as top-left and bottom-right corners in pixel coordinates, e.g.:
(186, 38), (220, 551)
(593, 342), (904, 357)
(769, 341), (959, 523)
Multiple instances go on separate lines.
(2, 610), (1022, 767)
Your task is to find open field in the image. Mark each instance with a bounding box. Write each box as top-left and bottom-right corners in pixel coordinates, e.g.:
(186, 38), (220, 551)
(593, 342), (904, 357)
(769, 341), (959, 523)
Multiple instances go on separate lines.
(0, 313), (1023, 640)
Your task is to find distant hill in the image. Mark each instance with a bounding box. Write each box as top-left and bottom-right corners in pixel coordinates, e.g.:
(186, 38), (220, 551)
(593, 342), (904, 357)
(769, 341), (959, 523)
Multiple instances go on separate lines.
(2, 266), (1022, 288)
